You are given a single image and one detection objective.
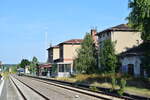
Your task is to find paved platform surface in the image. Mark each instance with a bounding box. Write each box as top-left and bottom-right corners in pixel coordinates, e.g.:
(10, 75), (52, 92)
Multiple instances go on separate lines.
(0, 77), (20, 100)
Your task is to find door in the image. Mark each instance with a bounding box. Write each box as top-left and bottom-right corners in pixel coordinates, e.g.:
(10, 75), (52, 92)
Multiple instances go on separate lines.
(128, 64), (134, 75)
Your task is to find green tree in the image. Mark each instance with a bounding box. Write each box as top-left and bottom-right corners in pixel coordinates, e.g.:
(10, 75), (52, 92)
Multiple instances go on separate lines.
(74, 33), (97, 74)
(29, 57), (39, 75)
(99, 39), (117, 73)
(128, 0), (150, 76)
(20, 59), (30, 69)
(11, 65), (18, 73)
(128, 0), (150, 41)
(141, 43), (150, 76)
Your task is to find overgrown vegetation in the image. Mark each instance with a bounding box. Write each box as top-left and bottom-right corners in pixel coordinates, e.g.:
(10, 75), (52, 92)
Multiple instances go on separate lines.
(19, 59), (30, 69)
(29, 56), (39, 75)
(118, 78), (126, 96)
(56, 74), (150, 96)
(90, 85), (98, 92)
(128, 0), (150, 76)
(99, 39), (117, 73)
(74, 33), (97, 74)
(18, 56), (39, 75)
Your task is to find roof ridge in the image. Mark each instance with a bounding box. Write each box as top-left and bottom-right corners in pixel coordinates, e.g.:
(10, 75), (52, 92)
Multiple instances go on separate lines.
(97, 23), (137, 35)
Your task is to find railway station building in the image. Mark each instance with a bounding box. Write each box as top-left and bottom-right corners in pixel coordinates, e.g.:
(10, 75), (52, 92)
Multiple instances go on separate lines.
(97, 24), (143, 77)
(47, 39), (83, 77)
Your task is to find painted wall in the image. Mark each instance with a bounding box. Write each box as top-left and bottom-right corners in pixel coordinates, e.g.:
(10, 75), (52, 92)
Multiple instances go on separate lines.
(53, 48), (60, 60)
(47, 47), (60, 63)
(63, 44), (81, 62)
(98, 31), (142, 54)
(47, 49), (53, 63)
(121, 56), (141, 76)
(98, 32), (111, 43)
(111, 31), (142, 54)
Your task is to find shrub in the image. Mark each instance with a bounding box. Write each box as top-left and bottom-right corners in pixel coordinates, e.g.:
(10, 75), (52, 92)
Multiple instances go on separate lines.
(118, 78), (126, 96)
(111, 77), (116, 91)
(90, 86), (98, 92)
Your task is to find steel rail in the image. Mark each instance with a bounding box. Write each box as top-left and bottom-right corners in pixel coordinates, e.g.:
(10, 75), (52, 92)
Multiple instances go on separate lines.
(25, 75), (150, 100)
(12, 76), (50, 100)
(10, 76), (27, 100)
(23, 75), (128, 100)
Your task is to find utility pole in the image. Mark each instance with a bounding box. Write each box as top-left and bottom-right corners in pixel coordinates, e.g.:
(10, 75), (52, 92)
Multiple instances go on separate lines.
(45, 31), (48, 62)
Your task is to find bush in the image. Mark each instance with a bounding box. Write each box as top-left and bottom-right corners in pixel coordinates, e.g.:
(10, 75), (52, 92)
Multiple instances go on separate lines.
(90, 86), (98, 92)
(111, 77), (116, 91)
(117, 78), (126, 96)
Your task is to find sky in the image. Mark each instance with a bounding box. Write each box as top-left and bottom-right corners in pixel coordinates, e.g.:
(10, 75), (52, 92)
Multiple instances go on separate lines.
(0, 0), (129, 64)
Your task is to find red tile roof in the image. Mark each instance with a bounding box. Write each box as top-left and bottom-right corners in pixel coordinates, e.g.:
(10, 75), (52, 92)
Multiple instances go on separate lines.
(60, 39), (83, 44)
(47, 39), (83, 50)
(39, 63), (52, 68)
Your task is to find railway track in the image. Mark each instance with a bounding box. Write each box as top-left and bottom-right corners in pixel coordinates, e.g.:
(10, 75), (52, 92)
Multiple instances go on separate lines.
(11, 75), (105, 100)
(10, 76), (50, 100)
(10, 76), (27, 100)
(24, 75), (150, 100)
(15, 75), (127, 100)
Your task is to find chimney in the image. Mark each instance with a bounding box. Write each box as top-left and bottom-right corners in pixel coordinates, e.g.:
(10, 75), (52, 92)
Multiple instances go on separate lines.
(91, 29), (98, 47)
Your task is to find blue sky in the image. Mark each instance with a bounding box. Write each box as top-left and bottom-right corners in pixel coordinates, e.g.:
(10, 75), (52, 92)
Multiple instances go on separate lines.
(0, 0), (129, 64)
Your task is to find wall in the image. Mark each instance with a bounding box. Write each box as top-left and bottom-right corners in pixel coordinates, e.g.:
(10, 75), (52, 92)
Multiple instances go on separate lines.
(53, 48), (60, 60)
(111, 31), (142, 54)
(98, 32), (111, 49)
(63, 44), (81, 62)
(98, 32), (111, 42)
(121, 56), (141, 76)
(47, 49), (53, 63)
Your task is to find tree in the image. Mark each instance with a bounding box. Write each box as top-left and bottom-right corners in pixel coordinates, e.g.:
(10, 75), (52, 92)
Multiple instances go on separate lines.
(99, 39), (118, 91)
(74, 33), (97, 74)
(11, 65), (18, 73)
(128, 0), (150, 42)
(141, 43), (150, 76)
(99, 39), (117, 73)
(128, 0), (150, 76)
(29, 57), (39, 75)
(20, 59), (30, 69)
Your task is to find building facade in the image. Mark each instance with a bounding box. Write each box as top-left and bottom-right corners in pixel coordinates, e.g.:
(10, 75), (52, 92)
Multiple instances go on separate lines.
(120, 43), (147, 77)
(47, 39), (83, 77)
(97, 24), (142, 54)
(55, 39), (83, 77)
(47, 45), (60, 63)
(47, 29), (98, 77)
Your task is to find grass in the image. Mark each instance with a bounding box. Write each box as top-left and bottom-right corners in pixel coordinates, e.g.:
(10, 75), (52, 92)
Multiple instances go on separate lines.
(1, 72), (11, 79)
(126, 87), (150, 97)
(55, 77), (76, 82)
(55, 74), (150, 97)
(91, 82), (120, 89)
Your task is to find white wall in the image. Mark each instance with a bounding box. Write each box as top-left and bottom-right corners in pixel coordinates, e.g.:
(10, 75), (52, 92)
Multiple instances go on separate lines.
(121, 56), (141, 76)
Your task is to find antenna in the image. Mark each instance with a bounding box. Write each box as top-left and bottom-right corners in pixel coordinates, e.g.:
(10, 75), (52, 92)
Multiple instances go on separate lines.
(45, 28), (48, 62)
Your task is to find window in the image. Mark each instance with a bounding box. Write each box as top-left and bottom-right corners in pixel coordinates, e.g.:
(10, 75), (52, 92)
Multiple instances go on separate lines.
(107, 32), (109, 36)
(128, 64), (134, 75)
(59, 64), (64, 72)
(102, 34), (105, 37)
(99, 35), (102, 38)
(65, 64), (71, 72)
(59, 64), (71, 72)
(140, 64), (144, 76)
